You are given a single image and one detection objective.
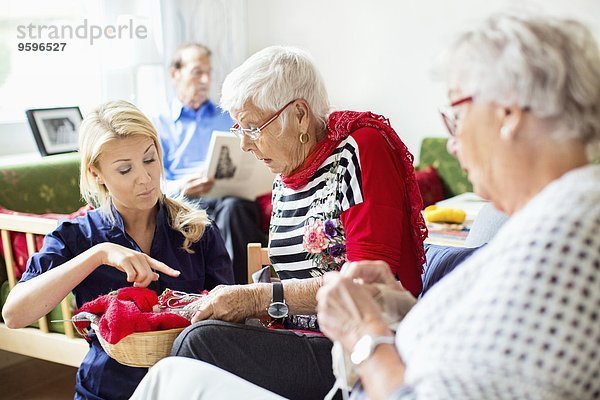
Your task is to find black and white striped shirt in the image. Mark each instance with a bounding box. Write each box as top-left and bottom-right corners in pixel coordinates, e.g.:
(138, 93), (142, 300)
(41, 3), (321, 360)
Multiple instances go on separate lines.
(269, 136), (363, 279)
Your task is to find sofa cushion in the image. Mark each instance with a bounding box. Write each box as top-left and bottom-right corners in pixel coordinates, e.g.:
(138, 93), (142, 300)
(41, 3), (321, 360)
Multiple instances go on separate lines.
(418, 138), (472, 198)
(255, 192), (272, 234)
(0, 152), (84, 214)
(0, 205), (91, 279)
(421, 243), (482, 297)
(415, 165), (445, 208)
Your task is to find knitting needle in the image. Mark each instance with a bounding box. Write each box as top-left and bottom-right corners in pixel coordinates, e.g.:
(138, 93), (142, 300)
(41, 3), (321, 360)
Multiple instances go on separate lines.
(157, 308), (194, 313)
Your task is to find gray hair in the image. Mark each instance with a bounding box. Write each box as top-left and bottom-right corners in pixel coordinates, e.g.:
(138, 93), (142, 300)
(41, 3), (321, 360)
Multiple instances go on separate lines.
(444, 13), (600, 157)
(220, 46), (330, 128)
(170, 43), (211, 70)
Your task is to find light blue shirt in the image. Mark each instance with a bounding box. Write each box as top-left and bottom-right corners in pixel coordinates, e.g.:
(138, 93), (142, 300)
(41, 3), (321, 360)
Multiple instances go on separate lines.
(154, 99), (234, 182)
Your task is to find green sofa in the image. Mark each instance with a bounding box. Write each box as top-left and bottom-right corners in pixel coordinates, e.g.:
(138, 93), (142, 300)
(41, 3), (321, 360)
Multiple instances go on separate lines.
(0, 152), (84, 333)
(0, 137), (467, 215)
(0, 152), (84, 214)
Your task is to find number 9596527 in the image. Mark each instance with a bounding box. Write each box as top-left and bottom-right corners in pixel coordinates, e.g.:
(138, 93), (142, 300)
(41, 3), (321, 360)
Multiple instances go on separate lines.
(17, 42), (66, 51)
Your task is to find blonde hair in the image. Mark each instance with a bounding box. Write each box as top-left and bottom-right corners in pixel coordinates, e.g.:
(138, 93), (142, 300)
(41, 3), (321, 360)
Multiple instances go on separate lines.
(79, 100), (210, 253)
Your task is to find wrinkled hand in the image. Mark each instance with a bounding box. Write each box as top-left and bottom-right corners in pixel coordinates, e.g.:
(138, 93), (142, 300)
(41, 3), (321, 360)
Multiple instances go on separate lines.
(341, 261), (416, 325)
(191, 284), (262, 323)
(317, 272), (389, 352)
(181, 174), (215, 197)
(95, 242), (180, 287)
(341, 261), (400, 290)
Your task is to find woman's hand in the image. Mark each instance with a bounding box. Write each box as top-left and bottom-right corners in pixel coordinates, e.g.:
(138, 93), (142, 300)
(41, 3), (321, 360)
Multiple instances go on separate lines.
(341, 261), (417, 324)
(181, 175), (215, 197)
(95, 242), (180, 287)
(341, 260), (400, 290)
(191, 284), (266, 323)
(317, 272), (391, 352)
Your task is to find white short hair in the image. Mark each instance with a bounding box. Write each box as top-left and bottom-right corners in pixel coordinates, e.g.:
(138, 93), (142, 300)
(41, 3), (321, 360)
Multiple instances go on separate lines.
(444, 13), (600, 156)
(220, 46), (330, 127)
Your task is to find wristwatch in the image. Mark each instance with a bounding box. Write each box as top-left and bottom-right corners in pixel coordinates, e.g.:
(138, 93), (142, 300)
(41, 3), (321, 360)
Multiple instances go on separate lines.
(267, 282), (289, 319)
(350, 334), (396, 366)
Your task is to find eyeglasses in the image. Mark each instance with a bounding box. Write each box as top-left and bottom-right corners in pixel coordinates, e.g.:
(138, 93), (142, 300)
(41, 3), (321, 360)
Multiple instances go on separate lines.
(230, 99), (298, 140)
(439, 96), (473, 137)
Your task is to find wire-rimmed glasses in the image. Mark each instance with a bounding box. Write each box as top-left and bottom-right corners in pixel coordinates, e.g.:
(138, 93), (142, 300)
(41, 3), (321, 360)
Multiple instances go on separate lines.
(230, 99), (298, 140)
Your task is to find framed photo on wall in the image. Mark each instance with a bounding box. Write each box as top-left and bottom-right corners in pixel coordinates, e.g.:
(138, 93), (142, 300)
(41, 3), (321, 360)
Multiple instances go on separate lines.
(25, 106), (83, 156)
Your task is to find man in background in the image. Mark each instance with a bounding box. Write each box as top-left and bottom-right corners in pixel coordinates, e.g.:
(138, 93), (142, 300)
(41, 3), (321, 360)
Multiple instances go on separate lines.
(154, 43), (266, 283)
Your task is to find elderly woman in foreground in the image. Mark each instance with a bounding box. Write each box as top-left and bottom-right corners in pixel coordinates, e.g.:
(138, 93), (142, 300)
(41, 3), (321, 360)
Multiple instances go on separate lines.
(317, 13), (600, 399)
(167, 45), (427, 399)
(131, 12), (599, 400)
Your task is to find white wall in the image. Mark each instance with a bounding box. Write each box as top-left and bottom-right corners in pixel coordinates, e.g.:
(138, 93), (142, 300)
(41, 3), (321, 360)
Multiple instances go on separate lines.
(246, 0), (600, 162)
(0, 122), (37, 156)
(2, 0), (598, 158)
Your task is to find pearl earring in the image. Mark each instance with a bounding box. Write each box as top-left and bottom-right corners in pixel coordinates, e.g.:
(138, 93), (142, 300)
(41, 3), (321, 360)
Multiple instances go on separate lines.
(500, 126), (511, 139)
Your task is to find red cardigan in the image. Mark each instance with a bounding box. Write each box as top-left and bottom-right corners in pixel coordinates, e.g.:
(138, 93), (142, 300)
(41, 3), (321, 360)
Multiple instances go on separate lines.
(340, 127), (422, 296)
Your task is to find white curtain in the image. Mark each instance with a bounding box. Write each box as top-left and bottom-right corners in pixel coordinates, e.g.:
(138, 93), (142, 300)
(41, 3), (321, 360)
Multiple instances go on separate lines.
(99, 0), (165, 116)
(99, 0), (247, 117)
(159, 0), (248, 106)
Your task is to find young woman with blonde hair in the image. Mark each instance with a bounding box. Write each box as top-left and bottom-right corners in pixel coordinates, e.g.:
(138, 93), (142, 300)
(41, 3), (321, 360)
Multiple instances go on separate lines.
(2, 100), (234, 400)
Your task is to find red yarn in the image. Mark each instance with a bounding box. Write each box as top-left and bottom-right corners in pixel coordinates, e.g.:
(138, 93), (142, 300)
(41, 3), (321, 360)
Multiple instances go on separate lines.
(74, 287), (190, 344)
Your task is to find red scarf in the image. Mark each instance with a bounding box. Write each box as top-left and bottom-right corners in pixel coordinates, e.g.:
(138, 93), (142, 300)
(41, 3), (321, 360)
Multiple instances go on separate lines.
(281, 110), (428, 269)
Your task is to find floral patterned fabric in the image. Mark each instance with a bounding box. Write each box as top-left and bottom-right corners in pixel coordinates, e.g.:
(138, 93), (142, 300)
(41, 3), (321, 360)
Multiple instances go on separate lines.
(0, 205), (91, 279)
(0, 152), (84, 333)
(0, 152), (85, 214)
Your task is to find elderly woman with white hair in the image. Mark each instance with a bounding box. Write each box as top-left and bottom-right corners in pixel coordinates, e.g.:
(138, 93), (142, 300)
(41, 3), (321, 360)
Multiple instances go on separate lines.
(317, 12), (600, 400)
(132, 12), (599, 400)
(163, 46), (427, 399)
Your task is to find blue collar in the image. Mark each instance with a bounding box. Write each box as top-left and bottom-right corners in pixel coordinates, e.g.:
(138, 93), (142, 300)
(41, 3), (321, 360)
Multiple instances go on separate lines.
(171, 98), (217, 122)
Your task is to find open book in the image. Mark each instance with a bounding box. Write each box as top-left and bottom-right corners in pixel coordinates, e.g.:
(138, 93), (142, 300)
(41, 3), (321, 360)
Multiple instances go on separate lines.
(204, 132), (276, 200)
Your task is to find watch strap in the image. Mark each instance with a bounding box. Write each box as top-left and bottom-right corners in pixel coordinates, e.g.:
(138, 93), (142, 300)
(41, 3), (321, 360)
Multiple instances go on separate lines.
(265, 282), (289, 322)
(351, 334), (396, 366)
(272, 281), (284, 303)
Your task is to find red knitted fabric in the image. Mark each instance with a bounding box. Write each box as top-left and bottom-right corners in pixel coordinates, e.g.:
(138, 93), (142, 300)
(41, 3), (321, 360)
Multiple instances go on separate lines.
(74, 287), (190, 344)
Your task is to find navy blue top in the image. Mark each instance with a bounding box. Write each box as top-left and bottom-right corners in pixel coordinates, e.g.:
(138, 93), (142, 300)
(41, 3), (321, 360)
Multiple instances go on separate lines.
(420, 243), (482, 298)
(21, 203), (234, 400)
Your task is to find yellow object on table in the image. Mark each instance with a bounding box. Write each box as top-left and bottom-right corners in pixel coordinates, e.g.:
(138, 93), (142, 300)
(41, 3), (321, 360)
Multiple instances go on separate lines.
(424, 205), (466, 224)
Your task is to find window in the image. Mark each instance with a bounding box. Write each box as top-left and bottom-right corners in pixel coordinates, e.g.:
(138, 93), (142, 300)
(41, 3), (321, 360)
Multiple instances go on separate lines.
(0, 0), (106, 122)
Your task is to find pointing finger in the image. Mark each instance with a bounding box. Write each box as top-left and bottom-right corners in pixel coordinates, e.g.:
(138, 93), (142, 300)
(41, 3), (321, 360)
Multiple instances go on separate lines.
(147, 257), (180, 277)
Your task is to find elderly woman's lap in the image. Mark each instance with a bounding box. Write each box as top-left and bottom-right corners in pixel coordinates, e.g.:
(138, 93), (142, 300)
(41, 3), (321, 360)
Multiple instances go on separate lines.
(171, 320), (336, 400)
(131, 357), (286, 400)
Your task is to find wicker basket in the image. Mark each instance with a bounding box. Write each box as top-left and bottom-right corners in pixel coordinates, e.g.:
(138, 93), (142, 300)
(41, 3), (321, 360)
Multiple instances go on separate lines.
(92, 324), (185, 368)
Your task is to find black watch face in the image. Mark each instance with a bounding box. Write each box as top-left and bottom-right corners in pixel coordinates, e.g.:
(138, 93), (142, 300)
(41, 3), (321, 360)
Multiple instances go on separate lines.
(268, 302), (289, 319)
